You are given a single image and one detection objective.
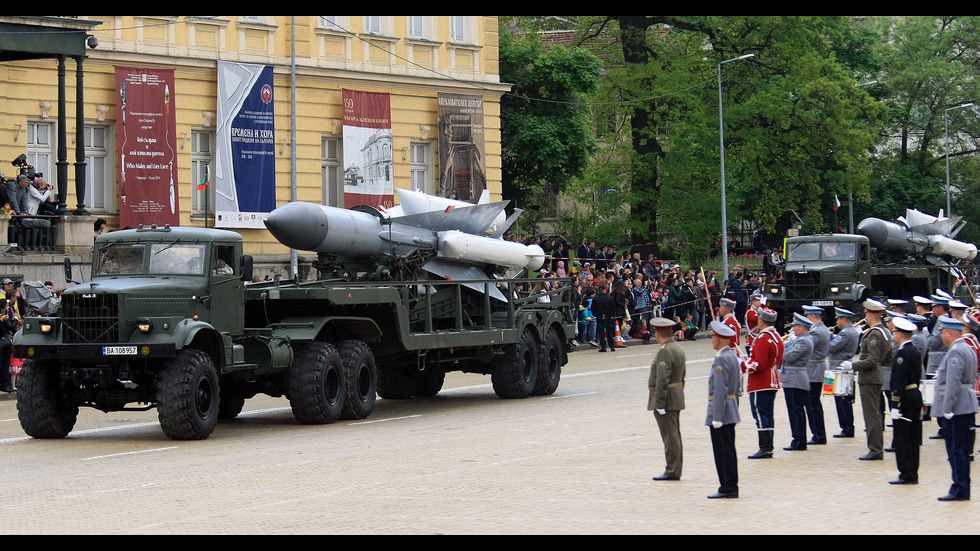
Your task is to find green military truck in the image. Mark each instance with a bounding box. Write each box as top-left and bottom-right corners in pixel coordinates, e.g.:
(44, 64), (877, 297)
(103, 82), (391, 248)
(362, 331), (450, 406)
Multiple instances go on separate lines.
(13, 224), (574, 440)
(764, 210), (977, 328)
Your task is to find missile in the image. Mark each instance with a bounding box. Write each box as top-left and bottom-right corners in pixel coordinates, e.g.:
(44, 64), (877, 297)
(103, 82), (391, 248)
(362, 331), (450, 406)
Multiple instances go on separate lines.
(857, 215), (978, 261)
(263, 200), (545, 271)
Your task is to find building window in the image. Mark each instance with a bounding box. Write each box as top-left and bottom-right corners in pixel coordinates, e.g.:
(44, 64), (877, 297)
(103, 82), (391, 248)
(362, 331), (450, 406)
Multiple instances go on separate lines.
(83, 125), (113, 212)
(450, 16), (467, 43)
(408, 16), (425, 39)
(364, 16), (382, 35)
(409, 142), (433, 195)
(191, 130), (215, 216)
(322, 136), (343, 207)
(26, 121), (53, 181)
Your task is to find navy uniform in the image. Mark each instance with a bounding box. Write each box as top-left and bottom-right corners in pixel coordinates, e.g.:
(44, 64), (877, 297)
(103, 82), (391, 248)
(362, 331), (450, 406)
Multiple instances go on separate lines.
(842, 299), (893, 461)
(888, 317), (923, 485)
(782, 313), (814, 451)
(829, 307), (861, 438)
(648, 318), (686, 481)
(933, 315), (978, 501)
(706, 321), (741, 499)
(803, 304), (829, 445)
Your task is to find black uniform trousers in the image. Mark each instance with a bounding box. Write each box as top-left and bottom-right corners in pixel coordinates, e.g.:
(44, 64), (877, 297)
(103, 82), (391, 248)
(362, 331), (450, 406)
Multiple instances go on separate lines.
(597, 315), (616, 351)
(710, 423), (738, 495)
(893, 406), (922, 482)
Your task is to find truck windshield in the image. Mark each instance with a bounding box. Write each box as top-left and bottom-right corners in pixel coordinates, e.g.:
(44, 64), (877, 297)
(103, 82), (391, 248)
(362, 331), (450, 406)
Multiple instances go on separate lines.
(148, 243), (207, 275)
(788, 241), (857, 262)
(95, 243), (146, 275)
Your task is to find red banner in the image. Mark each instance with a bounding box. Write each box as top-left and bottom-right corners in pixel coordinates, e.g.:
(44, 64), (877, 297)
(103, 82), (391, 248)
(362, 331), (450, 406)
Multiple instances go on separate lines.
(342, 89), (394, 210)
(114, 67), (180, 228)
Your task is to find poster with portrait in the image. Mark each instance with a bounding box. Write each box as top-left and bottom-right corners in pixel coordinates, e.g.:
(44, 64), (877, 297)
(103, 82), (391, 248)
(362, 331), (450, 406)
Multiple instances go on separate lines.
(214, 61), (276, 229)
(114, 67), (180, 228)
(436, 92), (486, 202)
(342, 89), (394, 210)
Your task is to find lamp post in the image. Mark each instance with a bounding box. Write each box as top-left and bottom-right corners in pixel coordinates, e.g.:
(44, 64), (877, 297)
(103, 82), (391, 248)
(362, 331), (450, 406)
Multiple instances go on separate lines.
(945, 102), (974, 218)
(718, 53), (754, 285)
(849, 80), (878, 233)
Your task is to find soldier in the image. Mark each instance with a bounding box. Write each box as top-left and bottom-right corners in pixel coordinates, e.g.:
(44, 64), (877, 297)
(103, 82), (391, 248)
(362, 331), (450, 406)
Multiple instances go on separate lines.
(927, 294), (951, 436)
(803, 304), (829, 445)
(782, 313), (814, 451)
(841, 299), (893, 461)
(958, 312), (980, 463)
(908, 313), (930, 360)
(932, 315), (978, 501)
(744, 293), (763, 355)
(883, 309), (908, 453)
(742, 307), (783, 459)
(888, 316), (923, 485)
(648, 317), (686, 481)
(830, 307), (861, 438)
(706, 320), (741, 499)
(591, 285), (617, 353)
(718, 297), (741, 351)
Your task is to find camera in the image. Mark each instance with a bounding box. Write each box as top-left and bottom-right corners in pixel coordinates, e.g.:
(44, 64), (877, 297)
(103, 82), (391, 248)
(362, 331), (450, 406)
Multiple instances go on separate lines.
(11, 154), (36, 181)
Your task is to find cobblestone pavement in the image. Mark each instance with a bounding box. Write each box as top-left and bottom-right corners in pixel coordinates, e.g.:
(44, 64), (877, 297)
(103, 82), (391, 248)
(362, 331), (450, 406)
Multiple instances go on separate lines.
(0, 335), (975, 534)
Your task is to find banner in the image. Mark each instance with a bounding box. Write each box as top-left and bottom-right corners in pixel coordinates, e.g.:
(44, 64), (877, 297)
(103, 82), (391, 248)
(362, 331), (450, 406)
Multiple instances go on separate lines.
(342, 89), (394, 209)
(114, 67), (180, 228)
(437, 92), (486, 202)
(214, 61), (276, 228)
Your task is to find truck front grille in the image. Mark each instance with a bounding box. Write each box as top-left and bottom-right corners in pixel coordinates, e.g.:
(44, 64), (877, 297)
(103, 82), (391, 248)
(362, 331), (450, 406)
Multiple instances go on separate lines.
(61, 294), (120, 343)
(784, 272), (821, 301)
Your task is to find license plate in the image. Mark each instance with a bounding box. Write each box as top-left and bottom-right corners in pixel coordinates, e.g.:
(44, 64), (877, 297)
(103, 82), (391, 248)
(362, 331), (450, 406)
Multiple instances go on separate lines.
(812, 300), (833, 306)
(103, 346), (137, 356)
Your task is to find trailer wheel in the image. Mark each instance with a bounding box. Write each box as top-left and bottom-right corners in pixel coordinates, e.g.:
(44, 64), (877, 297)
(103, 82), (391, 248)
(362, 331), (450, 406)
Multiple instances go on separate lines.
(16, 359), (78, 439)
(534, 326), (563, 396)
(218, 394), (246, 420)
(377, 365), (415, 399)
(338, 340), (377, 420)
(491, 328), (538, 399)
(413, 368), (446, 397)
(156, 349), (220, 440)
(288, 341), (345, 424)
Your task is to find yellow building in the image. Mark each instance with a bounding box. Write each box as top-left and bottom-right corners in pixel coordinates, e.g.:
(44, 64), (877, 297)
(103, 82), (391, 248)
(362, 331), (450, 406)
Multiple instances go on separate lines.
(0, 16), (508, 274)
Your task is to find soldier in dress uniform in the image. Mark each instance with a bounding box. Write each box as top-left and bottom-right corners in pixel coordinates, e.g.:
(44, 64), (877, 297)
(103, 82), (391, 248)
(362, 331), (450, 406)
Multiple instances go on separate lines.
(958, 312), (980, 463)
(908, 313), (930, 360)
(718, 297), (742, 352)
(841, 299), (893, 461)
(830, 307), (861, 438)
(803, 304), (829, 445)
(927, 294), (951, 437)
(932, 315), (978, 501)
(706, 320), (741, 499)
(883, 309), (908, 453)
(744, 293), (763, 355)
(782, 312), (814, 451)
(648, 317), (687, 481)
(742, 307), (783, 459)
(888, 316), (923, 485)
(912, 295), (934, 328)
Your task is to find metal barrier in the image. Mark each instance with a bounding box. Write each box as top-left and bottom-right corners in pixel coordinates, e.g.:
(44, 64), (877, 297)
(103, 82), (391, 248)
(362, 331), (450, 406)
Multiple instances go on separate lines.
(7, 215), (58, 251)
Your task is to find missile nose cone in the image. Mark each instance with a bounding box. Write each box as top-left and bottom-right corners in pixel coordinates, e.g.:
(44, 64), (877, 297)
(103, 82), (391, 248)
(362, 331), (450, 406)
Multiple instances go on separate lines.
(264, 202), (329, 251)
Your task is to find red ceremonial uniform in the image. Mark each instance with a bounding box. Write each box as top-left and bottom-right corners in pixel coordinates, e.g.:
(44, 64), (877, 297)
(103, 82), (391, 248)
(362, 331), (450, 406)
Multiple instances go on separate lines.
(745, 307), (761, 349)
(744, 327), (783, 392)
(964, 332), (980, 397)
(722, 313), (741, 351)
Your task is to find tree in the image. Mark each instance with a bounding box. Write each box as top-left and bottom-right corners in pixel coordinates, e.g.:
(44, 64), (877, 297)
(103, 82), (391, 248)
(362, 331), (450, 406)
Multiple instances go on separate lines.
(499, 18), (601, 220)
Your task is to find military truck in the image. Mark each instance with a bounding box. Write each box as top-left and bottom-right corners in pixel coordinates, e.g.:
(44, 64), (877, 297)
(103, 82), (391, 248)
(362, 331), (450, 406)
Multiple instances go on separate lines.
(13, 221), (574, 441)
(763, 209), (977, 328)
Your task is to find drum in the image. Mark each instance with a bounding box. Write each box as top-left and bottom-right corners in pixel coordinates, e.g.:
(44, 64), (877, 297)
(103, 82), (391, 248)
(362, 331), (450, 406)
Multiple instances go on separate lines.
(822, 370), (838, 395)
(920, 379), (935, 406)
(834, 371), (854, 397)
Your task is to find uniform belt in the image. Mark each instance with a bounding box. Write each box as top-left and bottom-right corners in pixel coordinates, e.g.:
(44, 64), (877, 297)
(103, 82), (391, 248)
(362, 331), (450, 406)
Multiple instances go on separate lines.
(904, 383), (918, 390)
(649, 382), (683, 392)
(962, 383), (975, 389)
(708, 394), (737, 400)
(783, 365), (806, 372)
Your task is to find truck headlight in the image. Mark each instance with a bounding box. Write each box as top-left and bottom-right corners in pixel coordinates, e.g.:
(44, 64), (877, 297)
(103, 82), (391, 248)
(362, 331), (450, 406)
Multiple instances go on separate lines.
(137, 318), (153, 334)
(39, 319), (54, 333)
(830, 286), (839, 294)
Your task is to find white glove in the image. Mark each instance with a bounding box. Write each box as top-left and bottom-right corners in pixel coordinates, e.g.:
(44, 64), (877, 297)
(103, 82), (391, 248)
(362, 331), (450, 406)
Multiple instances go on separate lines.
(747, 361), (758, 373)
(656, 409), (666, 415)
(944, 412), (954, 420)
(890, 408), (901, 420)
(712, 421), (723, 429)
(840, 361), (853, 371)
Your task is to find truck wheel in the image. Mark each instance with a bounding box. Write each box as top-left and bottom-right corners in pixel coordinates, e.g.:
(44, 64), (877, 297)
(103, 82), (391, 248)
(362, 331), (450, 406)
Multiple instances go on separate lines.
(413, 368), (446, 397)
(491, 328), (538, 399)
(16, 359), (78, 439)
(534, 326), (563, 396)
(377, 365), (415, 399)
(338, 340), (377, 420)
(288, 341), (346, 424)
(156, 349), (220, 440)
(218, 394), (246, 420)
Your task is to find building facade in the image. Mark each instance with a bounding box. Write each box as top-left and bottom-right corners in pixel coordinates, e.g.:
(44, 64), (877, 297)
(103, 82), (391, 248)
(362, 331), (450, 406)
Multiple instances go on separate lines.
(0, 16), (508, 281)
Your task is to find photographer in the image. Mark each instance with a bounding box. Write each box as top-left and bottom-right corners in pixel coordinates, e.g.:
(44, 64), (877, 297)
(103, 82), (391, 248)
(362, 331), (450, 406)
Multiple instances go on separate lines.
(26, 176), (53, 215)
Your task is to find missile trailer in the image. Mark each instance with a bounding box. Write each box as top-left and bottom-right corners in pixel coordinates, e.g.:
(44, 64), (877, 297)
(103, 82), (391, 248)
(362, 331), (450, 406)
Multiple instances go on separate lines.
(763, 209), (977, 328)
(13, 224), (575, 441)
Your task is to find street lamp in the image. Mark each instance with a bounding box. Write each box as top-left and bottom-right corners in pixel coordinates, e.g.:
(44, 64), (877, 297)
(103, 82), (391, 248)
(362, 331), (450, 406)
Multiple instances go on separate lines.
(718, 53), (754, 285)
(945, 102), (974, 217)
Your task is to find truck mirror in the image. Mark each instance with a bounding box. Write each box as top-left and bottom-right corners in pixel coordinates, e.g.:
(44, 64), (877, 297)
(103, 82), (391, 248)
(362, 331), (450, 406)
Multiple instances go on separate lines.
(240, 255), (253, 282)
(64, 256), (77, 284)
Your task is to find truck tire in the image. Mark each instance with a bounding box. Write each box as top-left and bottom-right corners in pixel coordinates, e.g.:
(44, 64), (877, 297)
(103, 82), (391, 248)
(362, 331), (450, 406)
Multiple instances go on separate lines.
(16, 359), (78, 439)
(288, 341), (346, 424)
(156, 349), (220, 440)
(413, 368), (446, 397)
(491, 328), (539, 399)
(218, 394), (246, 420)
(377, 365), (415, 399)
(338, 340), (377, 420)
(533, 326), (563, 396)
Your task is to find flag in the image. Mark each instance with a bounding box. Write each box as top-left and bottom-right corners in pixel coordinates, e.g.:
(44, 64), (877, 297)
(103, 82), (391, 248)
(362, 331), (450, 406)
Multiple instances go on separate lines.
(196, 166), (210, 191)
(833, 195), (840, 212)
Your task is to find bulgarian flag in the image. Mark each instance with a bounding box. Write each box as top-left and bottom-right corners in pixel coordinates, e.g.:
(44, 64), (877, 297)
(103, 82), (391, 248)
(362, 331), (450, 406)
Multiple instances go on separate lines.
(833, 194), (841, 212)
(196, 166), (210, 191)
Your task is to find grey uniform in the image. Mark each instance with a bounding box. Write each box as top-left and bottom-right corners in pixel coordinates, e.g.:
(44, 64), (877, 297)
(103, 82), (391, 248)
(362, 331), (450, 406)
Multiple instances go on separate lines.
(933, 337), (979, 418)
(912, 328), (929, 361)
(927, 328), (948, 375)
(828, 325), (860, 368)
(806, 322), (830, 383)
(706, 346), (742, 427)
(782, 334), (813, 391)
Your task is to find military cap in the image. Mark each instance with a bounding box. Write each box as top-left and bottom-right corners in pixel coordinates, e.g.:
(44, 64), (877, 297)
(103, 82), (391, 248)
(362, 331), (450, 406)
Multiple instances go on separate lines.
(750, 293), (763, 302)
(719, 297), (736, 310)
(862, 298), (886, 313)
(892, 317), (916, 333)
(948, 299), (968, 310)
(887, 298), (909, 307)
(907, 313), (928, 325)
(649, 317), (676, 329)
(912, 295), (933, 306)
(802, 304), (824, 316)
(834, 307), (855, 318)
(792, 312), (813, 327)
(938, 315), (965, 331)
(931, 294), (950, 306)
(710, 320), (735, 338)
(885, 310), (907, 320)
(965, 312), (980, 332)
(759, 308), (778, 323)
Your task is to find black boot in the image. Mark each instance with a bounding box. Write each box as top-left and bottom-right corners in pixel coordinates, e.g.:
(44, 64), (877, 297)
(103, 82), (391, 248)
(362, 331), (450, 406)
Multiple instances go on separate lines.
(748, 431), (773, 459)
